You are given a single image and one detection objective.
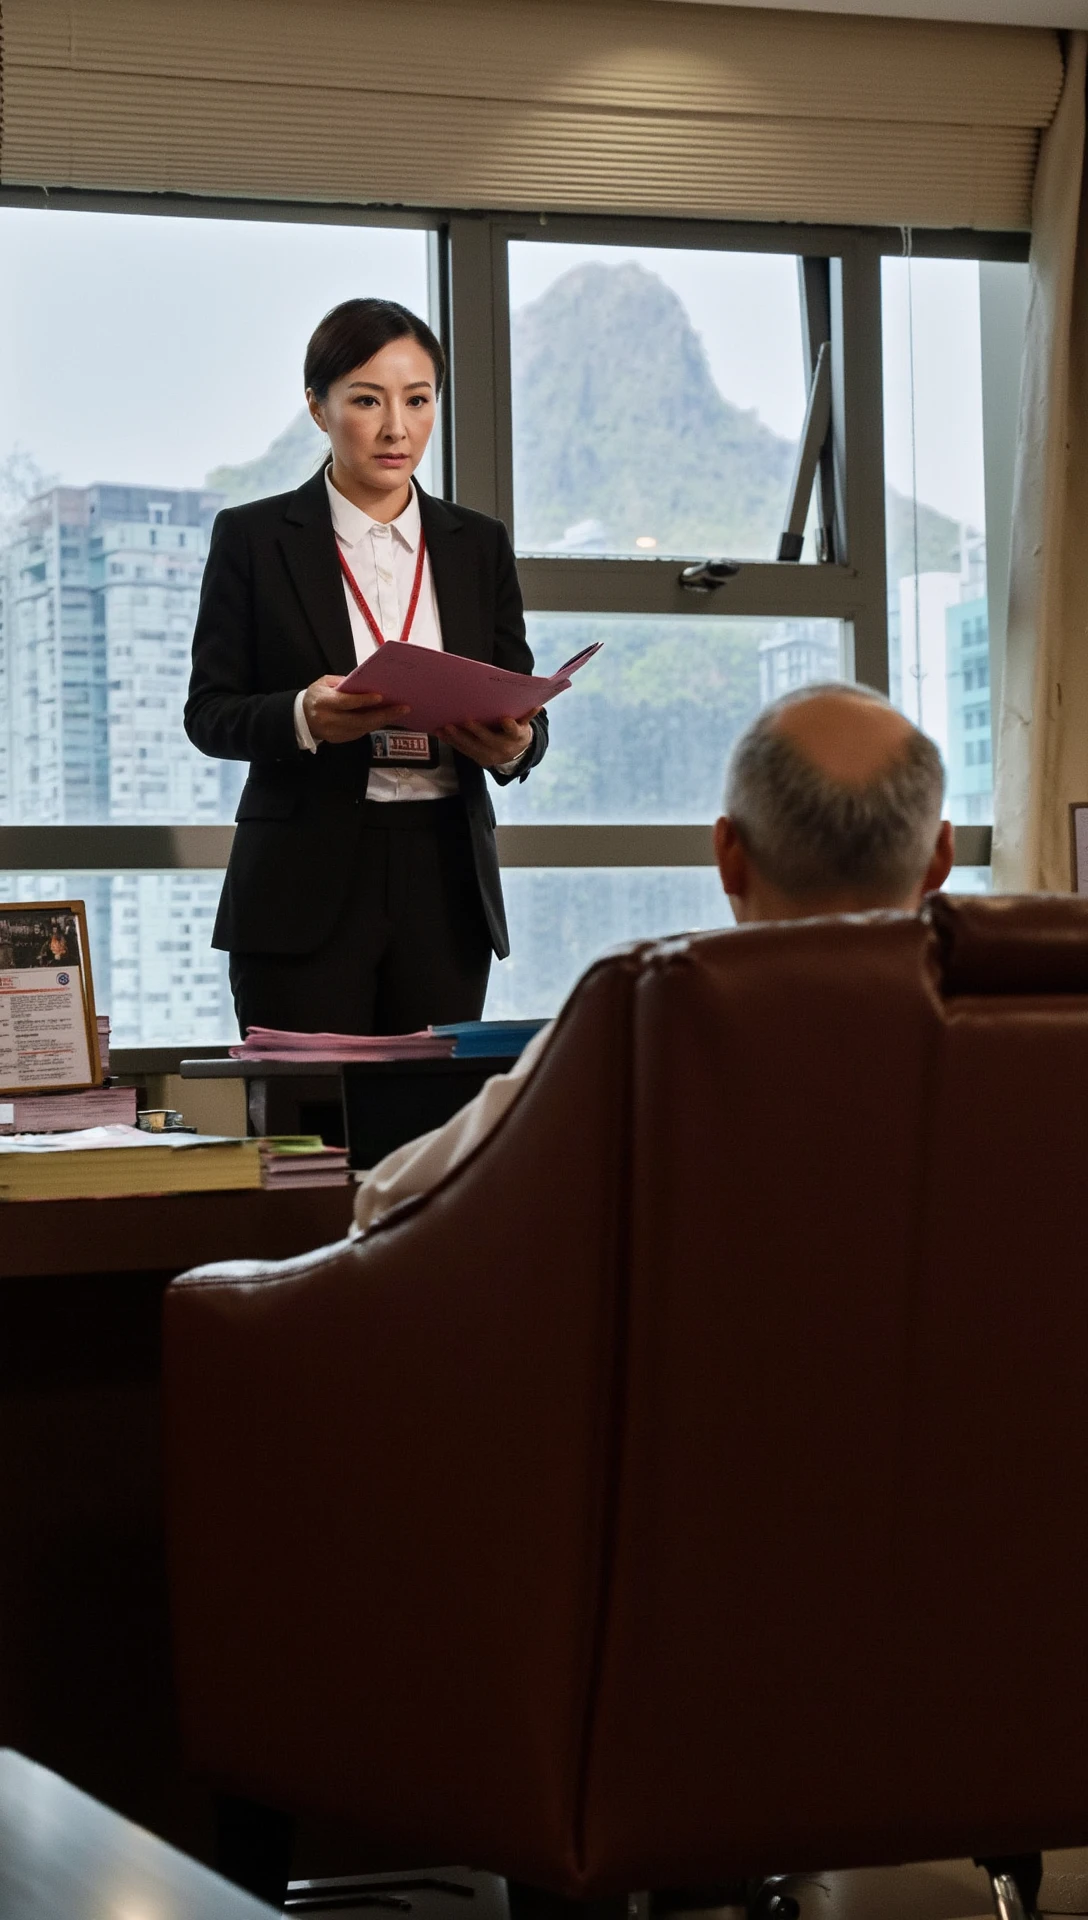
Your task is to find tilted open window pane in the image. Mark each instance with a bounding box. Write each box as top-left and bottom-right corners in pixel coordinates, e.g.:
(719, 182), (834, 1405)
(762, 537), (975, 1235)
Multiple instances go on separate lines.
(508, 242), (812, 561)
(494, 613), (844, 825)
(0, 208), (434, 828)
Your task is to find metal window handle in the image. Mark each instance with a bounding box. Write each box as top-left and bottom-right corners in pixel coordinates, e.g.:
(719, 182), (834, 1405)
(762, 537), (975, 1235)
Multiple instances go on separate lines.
(678, 559), (741, 592)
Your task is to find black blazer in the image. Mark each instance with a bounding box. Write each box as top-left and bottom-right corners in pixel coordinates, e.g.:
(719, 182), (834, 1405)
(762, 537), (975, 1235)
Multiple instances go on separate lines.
(184, 469), (548, 959)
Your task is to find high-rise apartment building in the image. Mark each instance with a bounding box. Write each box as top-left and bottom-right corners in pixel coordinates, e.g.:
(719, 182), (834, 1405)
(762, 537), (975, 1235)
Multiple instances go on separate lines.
(0, 484), (241, 1042)
(945, 597), (992, 824)
(0, 483), (237, 823)
(0, 487), (106, 824)
(757, 619), (840, 704)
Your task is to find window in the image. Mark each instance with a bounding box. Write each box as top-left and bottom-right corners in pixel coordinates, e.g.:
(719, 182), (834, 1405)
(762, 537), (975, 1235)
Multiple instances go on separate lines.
(1, 200), (1026, 1044)
(0, 203), (437, 1041)
(495, 613), (842, 826)
(488, 869), (734, 1020)
(467, 224), (867, 1015)
(508, 242), (813, 562)
(0, 205), (437, 837)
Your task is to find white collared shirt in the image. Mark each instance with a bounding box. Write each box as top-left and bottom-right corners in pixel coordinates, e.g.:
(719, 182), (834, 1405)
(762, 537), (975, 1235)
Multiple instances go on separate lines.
(292, 471), (458, 800)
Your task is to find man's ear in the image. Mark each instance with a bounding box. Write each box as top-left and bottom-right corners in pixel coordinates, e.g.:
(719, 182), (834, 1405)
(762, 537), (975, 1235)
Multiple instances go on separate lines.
(921, 818), (955, 896)
(715, 815), (749, 898)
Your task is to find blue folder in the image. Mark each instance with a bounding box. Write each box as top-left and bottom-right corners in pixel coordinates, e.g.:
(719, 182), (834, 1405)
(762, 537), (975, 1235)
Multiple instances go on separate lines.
(432, 1018), (548, 1059)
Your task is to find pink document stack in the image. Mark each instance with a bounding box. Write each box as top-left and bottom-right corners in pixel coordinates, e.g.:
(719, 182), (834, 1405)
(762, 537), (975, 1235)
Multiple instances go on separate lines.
(232, 1027), (457, 1065)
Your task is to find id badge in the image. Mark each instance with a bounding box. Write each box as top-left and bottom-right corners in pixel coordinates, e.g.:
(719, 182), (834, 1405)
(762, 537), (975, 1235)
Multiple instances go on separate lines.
(370, 729), (440, 769)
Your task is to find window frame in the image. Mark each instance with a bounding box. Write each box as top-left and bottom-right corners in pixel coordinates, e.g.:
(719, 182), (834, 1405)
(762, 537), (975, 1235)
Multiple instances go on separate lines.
(450, 211), (1026, 872)
(0, 190), (1029, 915)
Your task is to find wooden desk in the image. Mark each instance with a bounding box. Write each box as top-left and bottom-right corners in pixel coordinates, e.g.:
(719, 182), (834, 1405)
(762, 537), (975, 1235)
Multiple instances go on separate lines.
(0, 1187), (355, 1868)
(0, 1748), (275, 1917)
(0, 1184), (356, 1279)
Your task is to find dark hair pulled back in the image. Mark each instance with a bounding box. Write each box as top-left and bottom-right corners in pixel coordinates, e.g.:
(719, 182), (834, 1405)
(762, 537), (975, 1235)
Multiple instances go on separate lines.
(304, 298), (446, 400)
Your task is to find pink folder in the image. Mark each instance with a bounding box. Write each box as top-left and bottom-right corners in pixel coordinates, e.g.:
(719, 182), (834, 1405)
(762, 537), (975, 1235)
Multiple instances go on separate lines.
(336, 641), (602, 734)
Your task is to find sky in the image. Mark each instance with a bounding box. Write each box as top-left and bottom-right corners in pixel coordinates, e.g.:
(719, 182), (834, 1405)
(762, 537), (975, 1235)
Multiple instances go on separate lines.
(0, 206), (1015, 529)
(0, 208), (431, 490)
(881, 254), (987, 528)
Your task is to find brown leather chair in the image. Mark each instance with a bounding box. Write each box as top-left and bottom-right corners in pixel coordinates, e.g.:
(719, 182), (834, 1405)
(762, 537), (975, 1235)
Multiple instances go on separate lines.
(163, 896), (1088, 1916)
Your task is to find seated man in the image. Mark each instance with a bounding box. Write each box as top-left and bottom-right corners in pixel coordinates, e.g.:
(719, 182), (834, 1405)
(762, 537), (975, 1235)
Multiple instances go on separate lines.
(353, 681), (954, 1235)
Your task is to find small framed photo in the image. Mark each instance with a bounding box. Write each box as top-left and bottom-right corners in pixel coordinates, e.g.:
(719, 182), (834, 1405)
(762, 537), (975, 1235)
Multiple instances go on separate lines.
(0, 902), (102, 1095)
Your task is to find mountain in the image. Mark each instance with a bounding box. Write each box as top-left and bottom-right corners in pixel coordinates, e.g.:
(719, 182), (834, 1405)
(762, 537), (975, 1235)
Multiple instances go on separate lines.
(204, 259), (966, 578)
(512, 262), (798, 558)
(512, 260), (967, 574)
(205, 409), (326, 507)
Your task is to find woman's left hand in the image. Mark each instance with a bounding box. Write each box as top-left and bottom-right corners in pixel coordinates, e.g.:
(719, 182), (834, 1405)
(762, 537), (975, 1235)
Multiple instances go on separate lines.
(437, 709), (540, 769)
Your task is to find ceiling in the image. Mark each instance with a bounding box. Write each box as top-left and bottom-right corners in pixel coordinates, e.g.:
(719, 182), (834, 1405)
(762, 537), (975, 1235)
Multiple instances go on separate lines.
(661, 0), (1088, 24)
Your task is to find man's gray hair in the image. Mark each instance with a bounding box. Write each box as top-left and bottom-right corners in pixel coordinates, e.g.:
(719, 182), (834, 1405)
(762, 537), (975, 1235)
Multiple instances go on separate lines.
(724, 683), (945, 900)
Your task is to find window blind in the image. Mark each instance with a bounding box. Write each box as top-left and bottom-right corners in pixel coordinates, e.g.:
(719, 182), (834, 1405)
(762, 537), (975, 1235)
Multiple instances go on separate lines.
(0, 0), (1064, 229)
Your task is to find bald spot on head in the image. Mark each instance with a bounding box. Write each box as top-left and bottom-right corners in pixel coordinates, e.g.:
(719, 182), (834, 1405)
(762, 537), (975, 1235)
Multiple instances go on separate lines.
(769, 687), (918, 789)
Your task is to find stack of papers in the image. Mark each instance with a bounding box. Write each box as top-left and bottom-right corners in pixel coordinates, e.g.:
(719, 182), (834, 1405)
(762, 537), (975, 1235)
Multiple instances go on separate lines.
(433, 1019), (548, 1059)
(0, 1084), (137, 1135)
(259, 1136), (351, 1190)
(0, 1125), (262, 1202)
(232, 1027), (457, 1064)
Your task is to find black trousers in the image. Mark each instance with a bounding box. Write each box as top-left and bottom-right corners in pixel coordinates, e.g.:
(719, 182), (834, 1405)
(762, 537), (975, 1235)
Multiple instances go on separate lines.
(228, 798), (493, 1037)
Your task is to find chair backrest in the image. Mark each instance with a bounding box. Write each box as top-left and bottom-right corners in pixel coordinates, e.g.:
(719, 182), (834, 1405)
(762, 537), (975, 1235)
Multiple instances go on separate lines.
(164, 896), (1088, 1892)
(583, 894), (1088, 1884)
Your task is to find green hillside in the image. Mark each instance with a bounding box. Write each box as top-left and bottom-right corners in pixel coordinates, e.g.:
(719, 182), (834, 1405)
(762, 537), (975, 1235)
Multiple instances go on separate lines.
(206, 409), (327, 506)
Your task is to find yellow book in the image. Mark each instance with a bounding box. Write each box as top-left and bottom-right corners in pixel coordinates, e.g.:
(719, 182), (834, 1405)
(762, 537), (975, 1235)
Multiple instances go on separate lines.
(0, 1125), (262, 1202)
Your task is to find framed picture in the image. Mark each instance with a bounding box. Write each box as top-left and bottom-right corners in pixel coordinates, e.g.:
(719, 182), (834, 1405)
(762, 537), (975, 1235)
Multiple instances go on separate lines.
(1070, 805), (1088, 895)
(0, 902), (102, 1095)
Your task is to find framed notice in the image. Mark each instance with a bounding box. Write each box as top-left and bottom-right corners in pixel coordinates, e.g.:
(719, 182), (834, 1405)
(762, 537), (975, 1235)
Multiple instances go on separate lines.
(0, 902), (101, 1095)
(1071, 805), (1088, 894)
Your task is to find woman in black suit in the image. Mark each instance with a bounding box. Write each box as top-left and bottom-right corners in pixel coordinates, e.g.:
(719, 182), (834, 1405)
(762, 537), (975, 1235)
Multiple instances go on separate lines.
(185, 299), (548, 1037)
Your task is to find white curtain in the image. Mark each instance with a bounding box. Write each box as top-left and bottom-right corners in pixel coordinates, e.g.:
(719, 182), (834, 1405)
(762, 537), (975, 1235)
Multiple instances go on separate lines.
(993, 33), (1088, 891)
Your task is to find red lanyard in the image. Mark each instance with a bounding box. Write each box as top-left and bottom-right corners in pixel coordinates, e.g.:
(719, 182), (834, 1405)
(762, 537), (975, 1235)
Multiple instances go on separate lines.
(337, 533), (427, 648)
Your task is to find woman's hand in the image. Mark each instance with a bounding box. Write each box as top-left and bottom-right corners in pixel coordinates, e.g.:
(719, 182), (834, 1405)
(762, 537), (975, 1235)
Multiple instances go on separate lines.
(437, 710), (540, 769)
(302, 674), (410, 745)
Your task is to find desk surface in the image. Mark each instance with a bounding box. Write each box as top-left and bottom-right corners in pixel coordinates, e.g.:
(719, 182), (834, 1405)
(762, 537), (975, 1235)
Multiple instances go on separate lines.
(181, 1055), (517, 1079)
(0, 1184), (356, 1280)
(0, 1750), (274, 1918)
(180, 1056), (339, 1079)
